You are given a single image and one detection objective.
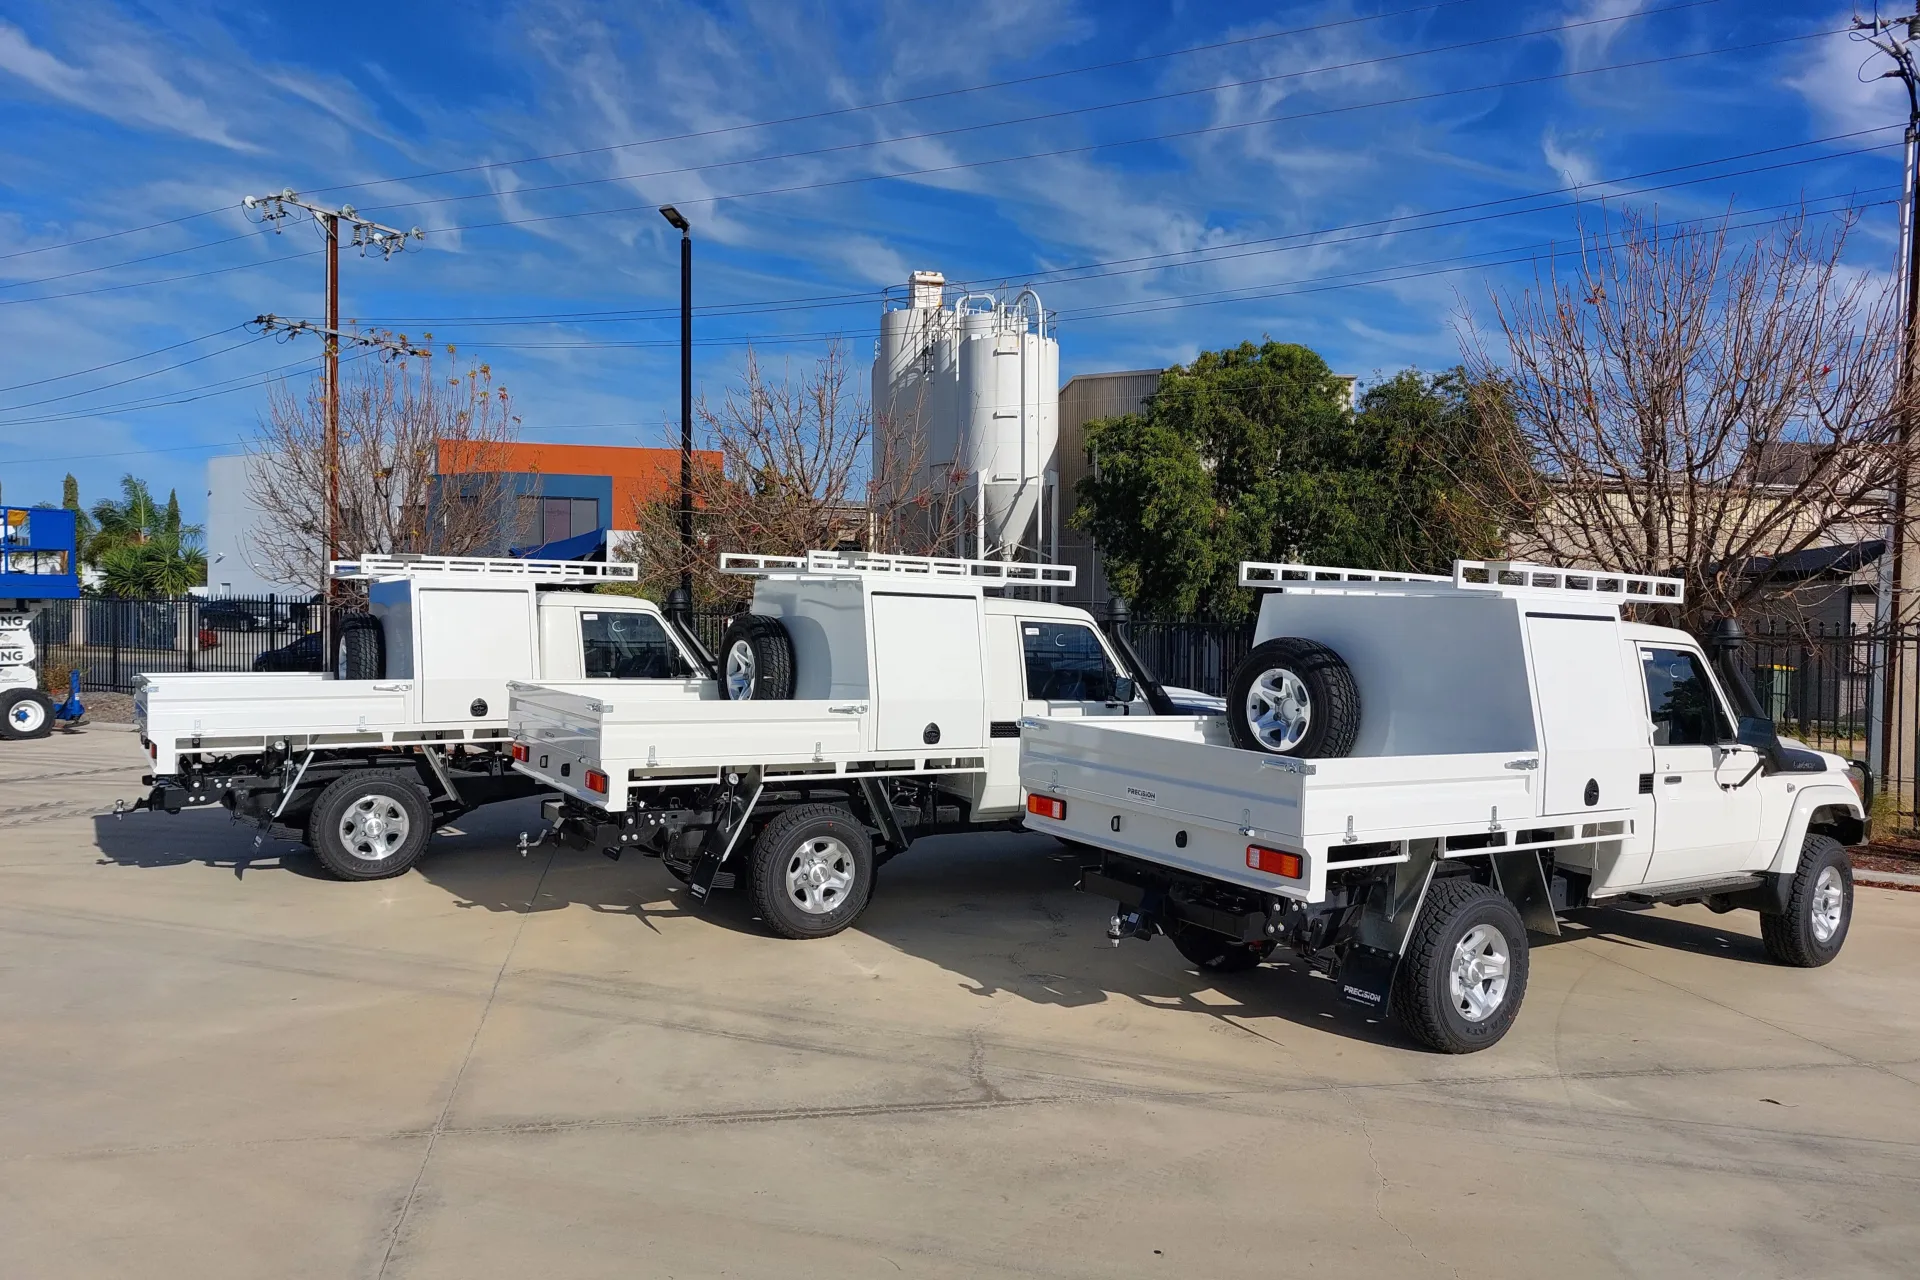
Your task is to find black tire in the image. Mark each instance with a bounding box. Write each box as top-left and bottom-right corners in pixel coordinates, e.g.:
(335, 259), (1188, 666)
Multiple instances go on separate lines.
(334, 614), (384, 681)
(719, 614), (794, 701)
(306, 770), (431, 880)
(1, 688), (55, 740)
(1226, 636), (1360, 757)
(1170, 924), (1276, 973)
(1391, 877), (1529, 1054)
(1760, 834), (1852, 968)
(748, 804), (873, 939)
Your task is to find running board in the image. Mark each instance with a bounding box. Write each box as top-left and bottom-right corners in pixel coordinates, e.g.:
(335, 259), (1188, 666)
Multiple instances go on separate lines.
(1597, 873), (1766, 906)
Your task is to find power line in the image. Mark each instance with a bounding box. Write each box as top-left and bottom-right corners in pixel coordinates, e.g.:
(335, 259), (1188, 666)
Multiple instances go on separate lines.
(0, 247), (323, 309)
(0, 351), (338, 428)
(282, 132), (1905, 335)
(354, 0), (1722, 221)
(0, 208), (227, 264)
(0, 325), (244, 394)
(0, 334), (272, 413)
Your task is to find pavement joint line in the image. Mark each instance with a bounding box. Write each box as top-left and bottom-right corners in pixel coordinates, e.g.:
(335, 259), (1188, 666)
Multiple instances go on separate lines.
(375, 842), (558, 1280)
(1858, 869), (1920, 887)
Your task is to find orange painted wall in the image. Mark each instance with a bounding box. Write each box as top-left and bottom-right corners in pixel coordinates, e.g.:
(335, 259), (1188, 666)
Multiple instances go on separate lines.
(437, 440), (723, 524)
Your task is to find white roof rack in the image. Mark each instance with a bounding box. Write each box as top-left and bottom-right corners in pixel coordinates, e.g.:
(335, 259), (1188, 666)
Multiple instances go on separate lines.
(1241, 558), (1684, 606)
(720, 550), (1075, 586)
(331, 554), (640, 582)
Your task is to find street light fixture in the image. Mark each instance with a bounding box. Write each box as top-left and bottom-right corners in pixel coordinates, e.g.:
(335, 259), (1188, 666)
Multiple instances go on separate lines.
(660, 205), (692, 596)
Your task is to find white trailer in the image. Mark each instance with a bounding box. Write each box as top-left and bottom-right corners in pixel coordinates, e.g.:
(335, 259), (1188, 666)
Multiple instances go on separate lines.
(1020, 560), (1869, 1053)
(509, 551), (1179, 938)
(129, 554), (713, 878)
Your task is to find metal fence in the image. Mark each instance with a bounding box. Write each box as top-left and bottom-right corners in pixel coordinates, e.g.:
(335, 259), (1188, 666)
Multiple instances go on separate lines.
(30, 595), (1920, 832)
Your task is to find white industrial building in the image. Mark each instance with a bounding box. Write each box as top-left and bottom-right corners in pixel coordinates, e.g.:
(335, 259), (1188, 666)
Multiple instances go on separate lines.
(204, 453), (306, 597)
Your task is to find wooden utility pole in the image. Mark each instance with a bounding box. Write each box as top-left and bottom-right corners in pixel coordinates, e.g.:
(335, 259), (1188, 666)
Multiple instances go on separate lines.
(242, 190), (419, 665)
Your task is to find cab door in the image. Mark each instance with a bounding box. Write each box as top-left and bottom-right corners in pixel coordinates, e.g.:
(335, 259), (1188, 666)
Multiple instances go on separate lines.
(1637, 645), (1764, 886)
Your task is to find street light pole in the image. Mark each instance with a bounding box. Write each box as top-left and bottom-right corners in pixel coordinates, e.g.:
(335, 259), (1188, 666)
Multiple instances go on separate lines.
(661, 205), (693, 598)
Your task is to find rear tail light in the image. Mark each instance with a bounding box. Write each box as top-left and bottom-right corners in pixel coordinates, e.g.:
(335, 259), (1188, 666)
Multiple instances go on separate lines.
(1246, 845), (1302, 879)
(585, 768), (608, 795)
(1027, 793), (1066, 821)
(510, 742), (529, 763)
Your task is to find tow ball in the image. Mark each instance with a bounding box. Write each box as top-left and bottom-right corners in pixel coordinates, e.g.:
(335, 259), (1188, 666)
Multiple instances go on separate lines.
(1108, 908), (1155, 945)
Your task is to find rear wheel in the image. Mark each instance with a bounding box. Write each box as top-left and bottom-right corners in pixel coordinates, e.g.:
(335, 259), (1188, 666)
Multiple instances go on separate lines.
(1226, 637), (1360, 758)
(307, 770), (431, 880)
(719, 615), (795, 700)
(748, 804), (873, 938)
(1170, 924), (1275, 973)
(1391, 878), (1529, 1054)
(1761, 834), (1852, 967)
(0, 689), (54, 740)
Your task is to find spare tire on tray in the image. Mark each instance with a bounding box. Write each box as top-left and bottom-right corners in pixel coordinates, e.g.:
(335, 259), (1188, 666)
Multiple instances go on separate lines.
(719, 614), (795, 700)
(1225, 636), (1359, 758)
(334, 614), (386, 681)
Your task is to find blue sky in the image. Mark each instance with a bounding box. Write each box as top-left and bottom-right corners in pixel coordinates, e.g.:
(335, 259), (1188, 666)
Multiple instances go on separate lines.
(0, 0), (1903, 525)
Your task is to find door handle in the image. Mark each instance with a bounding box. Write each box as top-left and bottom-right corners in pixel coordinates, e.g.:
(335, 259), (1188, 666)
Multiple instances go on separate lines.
(828, 703), (868, 715)
(372, 683), (411, 692)
(1663, 775), (1683, 785)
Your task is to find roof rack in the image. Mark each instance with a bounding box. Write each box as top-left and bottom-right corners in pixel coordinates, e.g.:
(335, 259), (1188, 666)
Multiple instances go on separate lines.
(331, 554), (640, 582)
(719, 550), (1076, 586)
(1241, 558), (1684, 606)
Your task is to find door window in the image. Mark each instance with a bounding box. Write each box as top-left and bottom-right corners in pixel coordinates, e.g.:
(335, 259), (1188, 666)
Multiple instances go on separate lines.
(1640, 648), (1733, 746)
(581, 612), (694, 679)
(1022, 622), (1124, 702)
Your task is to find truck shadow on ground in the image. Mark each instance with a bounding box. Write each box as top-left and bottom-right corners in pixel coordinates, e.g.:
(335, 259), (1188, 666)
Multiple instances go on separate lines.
(90, 808), (333, 879)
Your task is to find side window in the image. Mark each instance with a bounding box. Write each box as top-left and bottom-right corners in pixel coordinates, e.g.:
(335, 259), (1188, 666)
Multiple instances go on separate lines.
(581, 611), (695, 680)
(1022, 621), (1123, 702)
(1640, 647), (1733, 746)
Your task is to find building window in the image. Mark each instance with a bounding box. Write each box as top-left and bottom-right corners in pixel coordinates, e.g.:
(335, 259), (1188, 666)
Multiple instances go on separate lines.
(518, 495), (600, 545)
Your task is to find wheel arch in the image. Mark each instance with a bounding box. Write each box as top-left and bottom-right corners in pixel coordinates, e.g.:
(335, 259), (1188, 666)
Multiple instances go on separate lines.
(1766, 783), (1866, 874)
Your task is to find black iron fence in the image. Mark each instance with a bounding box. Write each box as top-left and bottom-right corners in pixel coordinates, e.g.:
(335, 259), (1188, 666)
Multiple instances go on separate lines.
(30, 596), (1919, 831)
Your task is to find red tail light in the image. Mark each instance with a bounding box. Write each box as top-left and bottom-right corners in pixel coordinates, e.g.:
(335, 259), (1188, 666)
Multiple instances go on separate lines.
(1027, 793), (1066, 821)
(585, 768), (608, 795)
(1246, 845), (1302, 879)
(511, 742), (529, 763)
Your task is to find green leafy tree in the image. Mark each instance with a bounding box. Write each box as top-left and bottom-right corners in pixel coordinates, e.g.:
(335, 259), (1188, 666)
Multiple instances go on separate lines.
(88, 474), (206, 596)
(1074, 343), (1508, 619)
(61, 473), (96, 564)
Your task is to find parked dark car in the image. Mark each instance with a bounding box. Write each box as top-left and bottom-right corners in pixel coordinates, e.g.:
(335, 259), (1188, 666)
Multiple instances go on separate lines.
(201, 600), (290, 632)
(251, 631), (324, 672)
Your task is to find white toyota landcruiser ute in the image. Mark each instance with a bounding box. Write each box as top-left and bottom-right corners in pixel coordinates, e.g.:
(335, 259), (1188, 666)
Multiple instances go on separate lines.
(1019, 559), (1868, 1053)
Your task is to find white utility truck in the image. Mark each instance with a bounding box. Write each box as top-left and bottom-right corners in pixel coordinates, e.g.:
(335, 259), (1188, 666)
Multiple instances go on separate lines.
(130, 554), (713, 878)
(1019, 560), (1868, 1053)
(509, 551), (1179, 939)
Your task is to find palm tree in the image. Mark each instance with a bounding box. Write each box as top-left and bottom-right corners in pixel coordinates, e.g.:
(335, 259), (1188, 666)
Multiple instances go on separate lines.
(88, 475), (206, 595)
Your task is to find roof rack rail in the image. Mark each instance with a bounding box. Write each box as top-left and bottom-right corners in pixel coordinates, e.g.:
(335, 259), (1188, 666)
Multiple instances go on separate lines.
(1240, 558), (1684, 605)
(331, 554), (640, 582)
(719, 550), (1075, 586)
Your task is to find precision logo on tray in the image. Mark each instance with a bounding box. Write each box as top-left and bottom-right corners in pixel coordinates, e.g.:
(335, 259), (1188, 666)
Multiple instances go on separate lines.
(1125, 786), (1157, 804)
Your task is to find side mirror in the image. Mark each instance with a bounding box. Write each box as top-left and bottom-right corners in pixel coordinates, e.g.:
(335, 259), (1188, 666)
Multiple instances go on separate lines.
(1109, 676), (1137, 704)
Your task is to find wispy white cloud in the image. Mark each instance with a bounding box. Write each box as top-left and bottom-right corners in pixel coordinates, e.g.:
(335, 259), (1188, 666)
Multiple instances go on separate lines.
(0, 19), (259, 152)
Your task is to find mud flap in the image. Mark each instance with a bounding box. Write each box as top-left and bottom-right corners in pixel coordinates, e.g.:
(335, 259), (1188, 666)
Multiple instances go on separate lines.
(1336, 944), (1397, 1011)
(1490, 849), (1561, 936)
(687, 767), (762, 901)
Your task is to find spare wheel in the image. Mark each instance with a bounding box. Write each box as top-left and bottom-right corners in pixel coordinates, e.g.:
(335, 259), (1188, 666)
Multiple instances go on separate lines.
(719, 615), (795, 700)
(1226, 636), (1359, 757)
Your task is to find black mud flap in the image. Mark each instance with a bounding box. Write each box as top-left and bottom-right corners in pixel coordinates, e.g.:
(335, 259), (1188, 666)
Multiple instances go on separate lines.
(687, 768), (762, 901)
(1336, 944), (1397, 1012)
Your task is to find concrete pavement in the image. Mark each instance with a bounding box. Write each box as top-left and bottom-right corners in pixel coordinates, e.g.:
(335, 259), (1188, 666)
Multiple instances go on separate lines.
(3, 724), (1919, 1278)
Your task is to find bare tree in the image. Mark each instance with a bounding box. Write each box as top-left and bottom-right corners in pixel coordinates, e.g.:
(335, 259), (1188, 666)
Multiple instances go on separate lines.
(625, 342), (962, 602)
(249, 344), (522, 592)
(1459, 206), (1911, 629)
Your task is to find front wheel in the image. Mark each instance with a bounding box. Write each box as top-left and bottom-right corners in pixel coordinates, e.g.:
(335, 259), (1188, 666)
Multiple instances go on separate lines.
(747, 804), (873, 939)
(1760, 834), (1852, 967)
(1391, 878), (1530, 1053)
(307, 770), (432, 880)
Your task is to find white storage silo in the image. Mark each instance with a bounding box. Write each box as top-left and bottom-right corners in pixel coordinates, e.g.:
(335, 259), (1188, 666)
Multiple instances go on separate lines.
(872, 273), (1059, 566)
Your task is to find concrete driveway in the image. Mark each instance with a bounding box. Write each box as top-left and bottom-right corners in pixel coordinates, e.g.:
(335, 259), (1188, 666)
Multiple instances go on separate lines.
(3, 725), (1918, 1279)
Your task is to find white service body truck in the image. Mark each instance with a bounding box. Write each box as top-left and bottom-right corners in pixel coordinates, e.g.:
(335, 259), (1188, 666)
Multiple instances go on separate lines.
(130, 554), (712, 878)
(1019, 560), (1868, 1053)
(509, 551), (1177, 939)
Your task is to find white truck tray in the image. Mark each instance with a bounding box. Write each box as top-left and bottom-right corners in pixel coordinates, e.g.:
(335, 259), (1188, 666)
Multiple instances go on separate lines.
(1019, 716), (1629, 903)
(509, 681), (986, 810)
